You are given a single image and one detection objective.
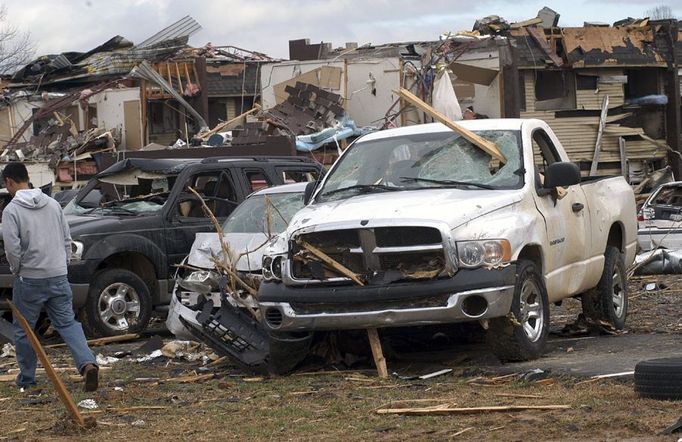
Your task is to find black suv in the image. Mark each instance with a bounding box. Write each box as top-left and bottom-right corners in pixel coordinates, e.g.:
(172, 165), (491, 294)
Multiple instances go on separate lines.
(0, 156), (323, 337)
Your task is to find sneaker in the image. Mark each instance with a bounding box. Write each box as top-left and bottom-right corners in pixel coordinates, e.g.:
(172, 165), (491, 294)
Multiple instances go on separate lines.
(82, 364), (99, 392)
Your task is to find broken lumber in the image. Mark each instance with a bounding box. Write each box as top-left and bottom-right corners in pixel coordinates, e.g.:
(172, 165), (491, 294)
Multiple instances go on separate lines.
(510, 17), (543, 29)
(367, 328), (388, 379)
(8, 302), (85, 427)
(376, 404), (570, 415)
(45, 333), (140, 349)
(164, 373), (215, 383)
(589, 95), (609, 176)
(395, 88), (507, 164)
(298, 240), (364, 286)
(199, 105), (261, 140)
(526, 27), (564, 67)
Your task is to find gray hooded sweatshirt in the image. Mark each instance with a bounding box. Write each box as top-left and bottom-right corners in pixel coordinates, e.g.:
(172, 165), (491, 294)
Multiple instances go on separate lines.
(2, 189), (70, 278)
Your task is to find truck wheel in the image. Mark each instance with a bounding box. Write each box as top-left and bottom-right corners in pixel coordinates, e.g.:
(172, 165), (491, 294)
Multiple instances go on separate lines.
(581, 246), (627, 330)
(81, 269), (153, 337)
(486, 260), (549, 361)
(635, 357), (682, 400)
(267, 332), (313, 375)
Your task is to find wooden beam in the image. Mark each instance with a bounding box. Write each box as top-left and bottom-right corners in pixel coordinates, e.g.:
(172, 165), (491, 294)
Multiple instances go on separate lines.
(589, 95), (609, 176)
(9, 302), (85, 427)
(376, 404), (571, 415)
(619, 137), (628, 180)
(510, 17), (543, 29)
(367, 328), (388, 378)
(199, 105), (261, 140)
(526, 27), (564, 67)
(396, 88), (507, 164)
(175, 63), (184, 95)
(298, 240), (365, 286)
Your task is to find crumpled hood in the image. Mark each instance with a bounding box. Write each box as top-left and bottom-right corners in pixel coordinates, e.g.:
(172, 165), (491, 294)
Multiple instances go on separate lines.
(289, 188), (524, 233)
(11, 189), (49, 209)
(187, 232), (271, 272)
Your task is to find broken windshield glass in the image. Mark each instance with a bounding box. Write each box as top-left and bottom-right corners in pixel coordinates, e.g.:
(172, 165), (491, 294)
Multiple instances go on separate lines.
(64, 175), (175, 216)
(318, 130), (523, 202)
(223, 191), (305, 235)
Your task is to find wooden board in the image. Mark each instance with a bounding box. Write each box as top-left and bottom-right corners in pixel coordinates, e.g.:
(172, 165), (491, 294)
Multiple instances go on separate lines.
(367, 328), (388, 378)
(526, 27), (564, 67)
(396, 88), (507, 164)
(589, 95), (609, 175)
(9, 302), (85, 427)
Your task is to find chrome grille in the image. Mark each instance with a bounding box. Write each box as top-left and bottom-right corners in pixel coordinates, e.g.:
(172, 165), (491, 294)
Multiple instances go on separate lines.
(291, 226), (445, 284)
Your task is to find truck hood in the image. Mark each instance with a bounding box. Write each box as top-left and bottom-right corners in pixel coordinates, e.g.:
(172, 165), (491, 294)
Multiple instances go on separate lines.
(289, 188), (524, 233)
(65, 214), (140, 236)
(187, 232), (271, 272)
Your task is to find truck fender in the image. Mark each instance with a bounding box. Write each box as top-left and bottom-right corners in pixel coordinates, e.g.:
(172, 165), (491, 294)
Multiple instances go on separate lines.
(82, 234), (167, 279)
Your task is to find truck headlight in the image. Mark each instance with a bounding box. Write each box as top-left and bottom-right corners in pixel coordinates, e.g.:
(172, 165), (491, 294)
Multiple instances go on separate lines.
(262, 255), (283, 281)
(70, 241), (84, 261)
(457, 240), (511, 268)
(178, 270), (219, 294)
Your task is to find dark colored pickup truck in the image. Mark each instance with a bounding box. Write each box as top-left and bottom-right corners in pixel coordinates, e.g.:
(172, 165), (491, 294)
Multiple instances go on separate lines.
(0, 156), (323, 337)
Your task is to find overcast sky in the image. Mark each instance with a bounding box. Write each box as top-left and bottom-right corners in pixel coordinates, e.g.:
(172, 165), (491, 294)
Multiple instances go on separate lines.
(3, 0), (681, 59)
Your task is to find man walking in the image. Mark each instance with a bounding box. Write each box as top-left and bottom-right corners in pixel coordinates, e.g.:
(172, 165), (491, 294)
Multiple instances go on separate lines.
(1, 162), (98, 391)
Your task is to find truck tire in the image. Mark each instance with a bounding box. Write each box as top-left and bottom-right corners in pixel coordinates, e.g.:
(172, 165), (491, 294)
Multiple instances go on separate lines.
(486, 260), (549, 361)
(267, 332), (313, 375)
(81, 268), (153, 337)
(581, 246), (627, 330)
(635, 357), (682, 400)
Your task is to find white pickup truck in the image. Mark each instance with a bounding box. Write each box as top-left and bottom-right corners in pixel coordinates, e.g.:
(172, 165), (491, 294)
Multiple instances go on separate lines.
(258, 119), (637, 362)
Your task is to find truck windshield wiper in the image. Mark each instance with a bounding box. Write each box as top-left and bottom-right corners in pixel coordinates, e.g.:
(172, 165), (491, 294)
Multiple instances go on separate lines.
(321, 184), (403, 197)
(399, 177), (495, 190)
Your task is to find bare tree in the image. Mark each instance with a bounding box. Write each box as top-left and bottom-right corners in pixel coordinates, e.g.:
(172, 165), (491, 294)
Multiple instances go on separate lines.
(0, 5), (34, 75)
(645, 5), (675, 20)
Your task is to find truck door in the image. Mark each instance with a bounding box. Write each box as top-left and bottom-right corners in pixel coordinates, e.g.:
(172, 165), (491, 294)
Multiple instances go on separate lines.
(164, 169), (242, 271)
(530, 128), (591, 301)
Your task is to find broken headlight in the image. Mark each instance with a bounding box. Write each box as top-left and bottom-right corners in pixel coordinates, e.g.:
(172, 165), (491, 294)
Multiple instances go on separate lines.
(179, 270), (220, 294)
(70, 241), (84, 261)
(262, 255), (283, 281)
(457, 240), (511, 268)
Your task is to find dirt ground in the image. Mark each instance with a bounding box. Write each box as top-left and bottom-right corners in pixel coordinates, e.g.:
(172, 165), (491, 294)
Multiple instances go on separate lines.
(1, 274), (681, 441)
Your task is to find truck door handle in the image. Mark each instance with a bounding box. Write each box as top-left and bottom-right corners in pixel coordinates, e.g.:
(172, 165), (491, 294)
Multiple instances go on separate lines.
(572, 203), (584, 213)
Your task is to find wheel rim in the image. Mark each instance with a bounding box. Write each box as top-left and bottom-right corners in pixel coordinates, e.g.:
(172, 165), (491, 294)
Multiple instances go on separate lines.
(97, 282), (141, 331)
(519, 279), (544, 342)
(612, 265), (625, 319)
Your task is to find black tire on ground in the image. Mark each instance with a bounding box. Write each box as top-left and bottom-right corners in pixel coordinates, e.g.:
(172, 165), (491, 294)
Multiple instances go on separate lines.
(635, 357), (682, 400)
(267, 332), (313, 375)
(581, 246), (628, 330)
(486, 260), (549, 362)
(80, 268), (153, 337)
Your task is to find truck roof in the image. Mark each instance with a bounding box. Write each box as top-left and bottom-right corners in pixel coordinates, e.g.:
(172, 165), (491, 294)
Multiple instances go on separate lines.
(359, 120), (530, 143)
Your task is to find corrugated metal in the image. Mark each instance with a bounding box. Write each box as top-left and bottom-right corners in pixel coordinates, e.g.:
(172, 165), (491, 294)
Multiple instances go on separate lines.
(136, 15), (201, 49)
(520, 72), (666, 167)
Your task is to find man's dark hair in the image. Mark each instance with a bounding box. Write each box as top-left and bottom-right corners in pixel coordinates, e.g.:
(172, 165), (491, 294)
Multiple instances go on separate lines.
(1, 162), (29, 183)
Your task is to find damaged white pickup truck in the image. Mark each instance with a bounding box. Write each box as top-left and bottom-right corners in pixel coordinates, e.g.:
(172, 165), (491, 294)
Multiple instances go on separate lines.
(258, 119), (637, 363)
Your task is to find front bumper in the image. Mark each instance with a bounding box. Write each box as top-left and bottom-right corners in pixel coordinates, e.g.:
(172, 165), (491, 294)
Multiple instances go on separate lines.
(258, 265), (517, 331)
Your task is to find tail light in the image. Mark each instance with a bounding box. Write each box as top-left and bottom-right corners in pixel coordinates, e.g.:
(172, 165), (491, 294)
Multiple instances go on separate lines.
(638, 207), (655, 221)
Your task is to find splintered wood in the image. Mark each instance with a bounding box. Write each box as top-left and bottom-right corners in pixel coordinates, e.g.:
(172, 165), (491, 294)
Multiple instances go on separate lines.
(9, 302), (85, 427)
(367, 328), (388, 378)
(376, 404), (570, 415)
(297, 240), (365, 286)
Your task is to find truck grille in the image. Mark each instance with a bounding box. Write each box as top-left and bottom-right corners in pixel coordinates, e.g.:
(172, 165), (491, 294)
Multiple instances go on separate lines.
(291, 226), (446, 284)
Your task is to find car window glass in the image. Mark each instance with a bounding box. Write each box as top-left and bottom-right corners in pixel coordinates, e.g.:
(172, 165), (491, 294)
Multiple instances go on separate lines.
(177, 171), (237, 219)
(223, 192), (304, 234)
(245, 169), (271, 192)
(278, 168), (320, 184)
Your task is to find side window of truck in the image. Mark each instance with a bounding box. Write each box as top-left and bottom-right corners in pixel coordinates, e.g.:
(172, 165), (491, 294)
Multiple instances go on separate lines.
(176, 170), (239, 219)
(532, 129), (561, 188)
(244, 168), (272, 193)
(277, 167), (320, 184)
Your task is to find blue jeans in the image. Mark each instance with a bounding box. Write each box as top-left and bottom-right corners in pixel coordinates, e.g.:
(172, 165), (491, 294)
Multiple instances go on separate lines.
(12, 275), (96, 387)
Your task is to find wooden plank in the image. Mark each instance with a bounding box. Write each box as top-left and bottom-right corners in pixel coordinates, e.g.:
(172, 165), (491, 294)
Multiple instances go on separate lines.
(526, 27), (564, 67)
(199, 105), (261, 140)
(8, 302), (85, 427)
(376, 404), (571, 415)
(396, 88), (507, 164)
(510, 17), (543, 29)
(619, 137), (627, 180)
(45, 333), (140, 349)
(298, 240), (365, 286)
(367, 328), (388, 379)
(175, 63), (184, 95)
(589, 95), (609, 175)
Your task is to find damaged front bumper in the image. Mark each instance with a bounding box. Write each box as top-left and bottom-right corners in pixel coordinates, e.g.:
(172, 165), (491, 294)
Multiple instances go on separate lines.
(258, 265), (516, 331)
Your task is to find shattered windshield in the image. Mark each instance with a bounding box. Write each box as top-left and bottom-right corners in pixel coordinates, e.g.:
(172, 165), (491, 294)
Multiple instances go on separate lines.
(318, 130), (523, 202)
(64, 176), (174, 216)
(223, 192), (304, 235)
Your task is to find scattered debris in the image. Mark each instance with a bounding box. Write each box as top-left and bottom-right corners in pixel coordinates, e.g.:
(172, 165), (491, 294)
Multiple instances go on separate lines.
(95, 354), (119, 366)
(77, 399), (99, 410)
(661, 417), (682, 435)
(136, 350), (163, 363)
(0, 343), (15, 358)
(376, 404), (571, 416)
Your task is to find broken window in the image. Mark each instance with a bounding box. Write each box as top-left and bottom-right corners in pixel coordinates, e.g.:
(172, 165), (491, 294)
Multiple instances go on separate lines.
(576, 75), (598, 91)
(532, 129), (561, 183)
(177, 171), (238, 219)
(318, 130), (524, 203)
(534, 71), (576, 111)
(223, 191), (304, 235)
(277, 168), (320, 184)
(244, 169), (271, 193)
(624, 69), (659, 99)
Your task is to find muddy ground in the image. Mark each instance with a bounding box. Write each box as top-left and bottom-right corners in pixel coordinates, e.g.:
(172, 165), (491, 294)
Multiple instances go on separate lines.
(0, 274), (681, 441)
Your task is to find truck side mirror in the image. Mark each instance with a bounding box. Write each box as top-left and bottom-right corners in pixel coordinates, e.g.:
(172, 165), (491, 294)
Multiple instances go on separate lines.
(543, 162), (581, 188)
(303, 181), (317, 205)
